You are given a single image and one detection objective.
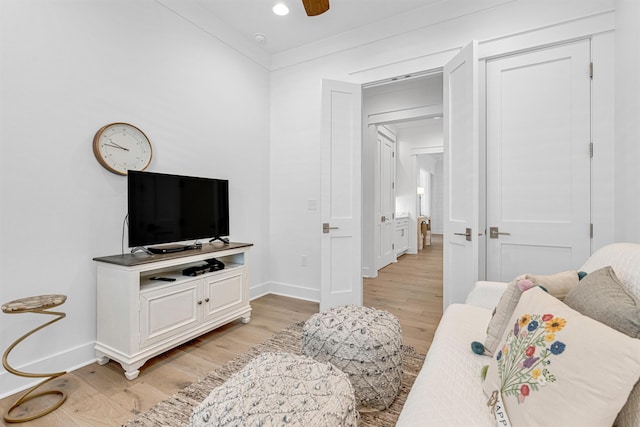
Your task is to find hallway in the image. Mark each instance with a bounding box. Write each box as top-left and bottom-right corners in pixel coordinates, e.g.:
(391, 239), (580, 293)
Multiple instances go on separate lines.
(364, 234), (444, 354)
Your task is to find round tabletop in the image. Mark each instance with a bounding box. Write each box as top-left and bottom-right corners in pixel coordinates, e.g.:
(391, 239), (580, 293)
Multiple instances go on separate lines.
(2, 294), (67, 313)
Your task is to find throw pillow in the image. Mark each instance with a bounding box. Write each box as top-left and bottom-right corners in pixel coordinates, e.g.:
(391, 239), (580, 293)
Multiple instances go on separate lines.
(482, 277), (524, 356)
(482, 271), (579, 356)
(525, 270), (579, 300)
(482, 287), (640, 427)
(563, 266), (640, 339)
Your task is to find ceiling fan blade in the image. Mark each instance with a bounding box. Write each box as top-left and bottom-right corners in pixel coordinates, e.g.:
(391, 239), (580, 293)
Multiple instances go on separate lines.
(302, 0), (329, 16)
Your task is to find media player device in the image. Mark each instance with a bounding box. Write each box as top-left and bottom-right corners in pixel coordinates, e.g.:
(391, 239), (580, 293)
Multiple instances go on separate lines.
(182, 258), (225, 276)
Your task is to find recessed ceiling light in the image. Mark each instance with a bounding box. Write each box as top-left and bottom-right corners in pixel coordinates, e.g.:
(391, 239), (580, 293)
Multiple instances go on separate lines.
(273, 3), (289, 16)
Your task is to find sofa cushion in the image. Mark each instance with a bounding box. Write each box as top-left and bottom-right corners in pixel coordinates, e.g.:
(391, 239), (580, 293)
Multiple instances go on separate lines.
(396, 304), (495, 427)
(482, 287), (640, 427)
(564, 266), (640, 339)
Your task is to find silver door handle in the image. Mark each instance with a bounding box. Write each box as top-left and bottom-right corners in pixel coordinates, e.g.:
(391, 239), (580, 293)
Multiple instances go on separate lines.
(323, 223), (339, 234)
(489, 227), (511, 239)
(454, 228), (472, 241)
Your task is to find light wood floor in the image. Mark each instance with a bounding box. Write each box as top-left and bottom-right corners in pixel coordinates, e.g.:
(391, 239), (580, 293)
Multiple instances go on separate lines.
(0, 236), (443, 426)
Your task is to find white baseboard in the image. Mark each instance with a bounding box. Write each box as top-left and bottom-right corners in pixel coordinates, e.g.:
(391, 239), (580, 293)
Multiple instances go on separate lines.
(250, 281), (319, 303)
(0, 341), (96, 399)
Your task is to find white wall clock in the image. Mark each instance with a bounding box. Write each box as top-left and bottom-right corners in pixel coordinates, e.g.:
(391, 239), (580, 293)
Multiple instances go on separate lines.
(93, 122), (153, 175)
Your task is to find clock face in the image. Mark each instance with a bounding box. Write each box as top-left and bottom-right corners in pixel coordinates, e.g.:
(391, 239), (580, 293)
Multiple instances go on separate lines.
(93, 123), (152, 175)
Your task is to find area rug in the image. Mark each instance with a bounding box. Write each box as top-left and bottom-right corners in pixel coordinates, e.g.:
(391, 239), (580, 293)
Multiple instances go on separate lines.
(123, 322), (426, 426)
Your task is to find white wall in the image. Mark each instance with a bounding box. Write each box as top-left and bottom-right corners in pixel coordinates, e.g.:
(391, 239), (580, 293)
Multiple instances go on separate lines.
(614, 0), (640, 242)
(0, 0), (270, 397)
(269, 0), (616, 301)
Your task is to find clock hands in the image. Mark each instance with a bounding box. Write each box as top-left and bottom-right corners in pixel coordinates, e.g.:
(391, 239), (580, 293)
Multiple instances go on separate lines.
(103, 141), (130, 151)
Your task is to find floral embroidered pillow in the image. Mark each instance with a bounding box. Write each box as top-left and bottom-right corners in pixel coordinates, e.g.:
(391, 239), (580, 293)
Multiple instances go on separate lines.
(482, 287), (640, 427)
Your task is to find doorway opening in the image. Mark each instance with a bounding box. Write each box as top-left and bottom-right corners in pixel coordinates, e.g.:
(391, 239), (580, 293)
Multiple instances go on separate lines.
(361, 72), (444, 279)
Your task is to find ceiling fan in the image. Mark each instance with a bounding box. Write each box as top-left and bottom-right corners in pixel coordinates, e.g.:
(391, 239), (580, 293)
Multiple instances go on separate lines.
(302, 0), (330, 16)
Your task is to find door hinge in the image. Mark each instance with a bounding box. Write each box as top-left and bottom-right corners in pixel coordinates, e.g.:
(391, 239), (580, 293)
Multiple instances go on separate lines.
(392, 182), (395, 189)
(589, 62), (593, 79)
(589, 142), (593, 158)
(392, 243), (395, 249)
(590, 223), (594, 238)
(392, 152), (395, 158)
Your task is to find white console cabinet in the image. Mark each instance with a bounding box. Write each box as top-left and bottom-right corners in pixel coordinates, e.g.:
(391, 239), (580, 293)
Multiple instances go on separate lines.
(93, 243), (252, 380)
(395, 217), (409, 256)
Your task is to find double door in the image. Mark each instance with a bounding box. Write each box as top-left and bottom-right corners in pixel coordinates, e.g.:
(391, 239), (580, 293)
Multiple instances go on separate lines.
(444, 39), (592, 306)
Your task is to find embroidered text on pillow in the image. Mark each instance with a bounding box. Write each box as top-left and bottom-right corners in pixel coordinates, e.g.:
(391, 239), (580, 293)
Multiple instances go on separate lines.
(487, 390), (513, 427)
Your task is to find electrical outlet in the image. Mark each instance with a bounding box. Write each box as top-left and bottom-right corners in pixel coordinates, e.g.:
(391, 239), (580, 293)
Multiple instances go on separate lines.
(307, 199), (318, 210)
(301, 255), (308, 266)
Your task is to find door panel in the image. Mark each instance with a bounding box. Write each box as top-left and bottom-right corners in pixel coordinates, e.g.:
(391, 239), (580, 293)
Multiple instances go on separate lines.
(376, 132), (395, 270)
(320, 79), (363, 311)
(443, 41), (480, 308)
(486, 40), (591, 281)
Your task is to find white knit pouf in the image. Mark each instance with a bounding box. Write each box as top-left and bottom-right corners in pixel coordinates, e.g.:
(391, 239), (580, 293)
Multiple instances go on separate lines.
(302, 305), (403, 412)
(189, 352), (358, 427)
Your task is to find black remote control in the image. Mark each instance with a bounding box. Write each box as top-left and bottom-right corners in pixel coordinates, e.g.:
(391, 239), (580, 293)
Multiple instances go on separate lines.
(149, 277), (176, 282)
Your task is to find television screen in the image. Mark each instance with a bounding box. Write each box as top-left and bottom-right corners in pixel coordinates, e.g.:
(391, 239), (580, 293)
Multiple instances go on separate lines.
(128, 171), (229, 248)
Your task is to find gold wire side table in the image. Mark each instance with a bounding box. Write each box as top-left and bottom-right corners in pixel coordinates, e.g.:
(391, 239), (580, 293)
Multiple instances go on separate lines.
(2, 294), (68, 423)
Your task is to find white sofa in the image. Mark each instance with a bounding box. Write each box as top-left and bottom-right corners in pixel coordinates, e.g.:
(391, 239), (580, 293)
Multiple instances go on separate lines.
(397, 243), (640, 427)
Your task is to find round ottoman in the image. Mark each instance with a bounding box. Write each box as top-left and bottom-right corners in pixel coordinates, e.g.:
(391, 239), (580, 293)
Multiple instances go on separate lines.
(189, 352), (358, 427)
(302, 305), (403, 412)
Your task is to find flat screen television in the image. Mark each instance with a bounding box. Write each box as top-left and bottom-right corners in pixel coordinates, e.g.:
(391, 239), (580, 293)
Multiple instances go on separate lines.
(127, 170), (229, 249)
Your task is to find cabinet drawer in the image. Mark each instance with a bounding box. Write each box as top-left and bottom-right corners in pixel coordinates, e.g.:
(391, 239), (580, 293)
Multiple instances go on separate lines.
(139, 279), (200, 348)
(395, 218), (409, 227)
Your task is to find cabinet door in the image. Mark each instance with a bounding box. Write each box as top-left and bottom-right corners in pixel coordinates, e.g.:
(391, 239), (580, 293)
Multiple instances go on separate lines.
(395, 220), (409, 255)
(139, 279), (200, 348)
(400, 226), (409, 252)
(202, 269), (245, 324)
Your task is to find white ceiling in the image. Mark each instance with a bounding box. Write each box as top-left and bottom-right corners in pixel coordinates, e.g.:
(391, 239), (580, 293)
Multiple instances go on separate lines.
(193, 0), (441, 55)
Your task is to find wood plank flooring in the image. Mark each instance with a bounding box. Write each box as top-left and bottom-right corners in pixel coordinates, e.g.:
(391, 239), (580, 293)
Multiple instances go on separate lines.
(0, 237), (443, 426)
(364, 234), (443, 354)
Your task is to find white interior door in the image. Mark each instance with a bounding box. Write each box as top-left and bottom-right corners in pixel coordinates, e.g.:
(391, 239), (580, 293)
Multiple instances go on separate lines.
(320, 79), (363, 312)
(486, 40), (592, 281)
(376, 131), (396, 270)
(443, 41), (480, 308)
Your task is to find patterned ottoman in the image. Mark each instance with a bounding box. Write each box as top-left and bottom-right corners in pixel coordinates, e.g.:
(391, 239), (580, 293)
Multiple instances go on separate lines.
(302, 305), (403, 412)
(189, 352), (358, 427)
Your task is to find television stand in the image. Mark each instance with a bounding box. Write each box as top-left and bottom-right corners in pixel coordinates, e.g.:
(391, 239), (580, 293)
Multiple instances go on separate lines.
(93, 242), (253, 380)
